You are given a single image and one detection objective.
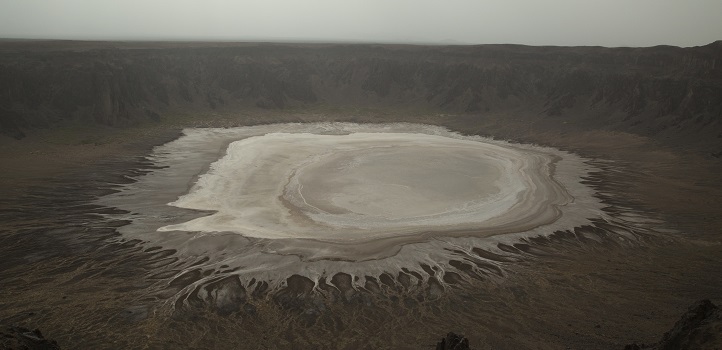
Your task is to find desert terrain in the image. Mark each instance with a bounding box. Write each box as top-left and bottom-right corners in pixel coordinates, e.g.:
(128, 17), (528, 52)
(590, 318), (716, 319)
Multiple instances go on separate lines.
(1, 40), (721, 349)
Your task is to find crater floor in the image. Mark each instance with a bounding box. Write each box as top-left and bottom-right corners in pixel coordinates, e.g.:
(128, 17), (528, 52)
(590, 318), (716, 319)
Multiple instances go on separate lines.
(161, 132), (572, 243)
(100, 123), (603, 279)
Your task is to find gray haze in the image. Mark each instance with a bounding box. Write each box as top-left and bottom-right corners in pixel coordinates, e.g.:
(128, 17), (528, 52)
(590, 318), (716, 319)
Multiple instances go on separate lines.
(1, 0), (720, 47)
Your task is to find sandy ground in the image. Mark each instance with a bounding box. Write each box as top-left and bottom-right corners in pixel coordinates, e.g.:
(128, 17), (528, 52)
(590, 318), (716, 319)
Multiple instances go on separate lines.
(1, 112), (721, 349)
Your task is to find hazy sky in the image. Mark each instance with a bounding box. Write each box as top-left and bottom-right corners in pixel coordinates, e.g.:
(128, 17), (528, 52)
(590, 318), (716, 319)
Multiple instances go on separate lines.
(1, 0), (720, 47)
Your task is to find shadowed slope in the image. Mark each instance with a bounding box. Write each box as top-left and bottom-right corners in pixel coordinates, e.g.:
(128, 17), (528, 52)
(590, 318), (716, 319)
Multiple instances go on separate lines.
(1, 41), (720, 154)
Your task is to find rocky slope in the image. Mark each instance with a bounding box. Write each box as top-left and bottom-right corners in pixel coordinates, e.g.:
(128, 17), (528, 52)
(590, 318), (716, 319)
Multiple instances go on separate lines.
(626, 300), (721, 350)
(0, 40), (720, 153)
(0, 326), (60, 350)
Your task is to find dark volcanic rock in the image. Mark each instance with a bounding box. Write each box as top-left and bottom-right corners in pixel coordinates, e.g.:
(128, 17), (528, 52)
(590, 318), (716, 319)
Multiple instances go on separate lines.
(0, 326), (60, 350)
(657, 299), (722, 350)
(625, 299), (722, 350)
(436, 332), (471, 350)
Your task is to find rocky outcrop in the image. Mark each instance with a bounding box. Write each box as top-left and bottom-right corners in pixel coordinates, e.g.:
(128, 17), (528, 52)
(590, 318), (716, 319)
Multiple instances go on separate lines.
(0, 41), (721, 153)
(625, 299), (721, 350)
(436, 332), (471, 350)
(0, 326), (60, 350)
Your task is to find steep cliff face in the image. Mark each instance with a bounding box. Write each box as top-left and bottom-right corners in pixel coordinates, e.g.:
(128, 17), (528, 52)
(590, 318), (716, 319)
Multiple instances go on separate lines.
(1, 41), (720, 152)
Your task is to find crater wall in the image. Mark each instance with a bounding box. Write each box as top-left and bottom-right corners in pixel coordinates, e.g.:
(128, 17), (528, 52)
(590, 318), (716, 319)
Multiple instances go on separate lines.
(1, 41), (721, 154)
